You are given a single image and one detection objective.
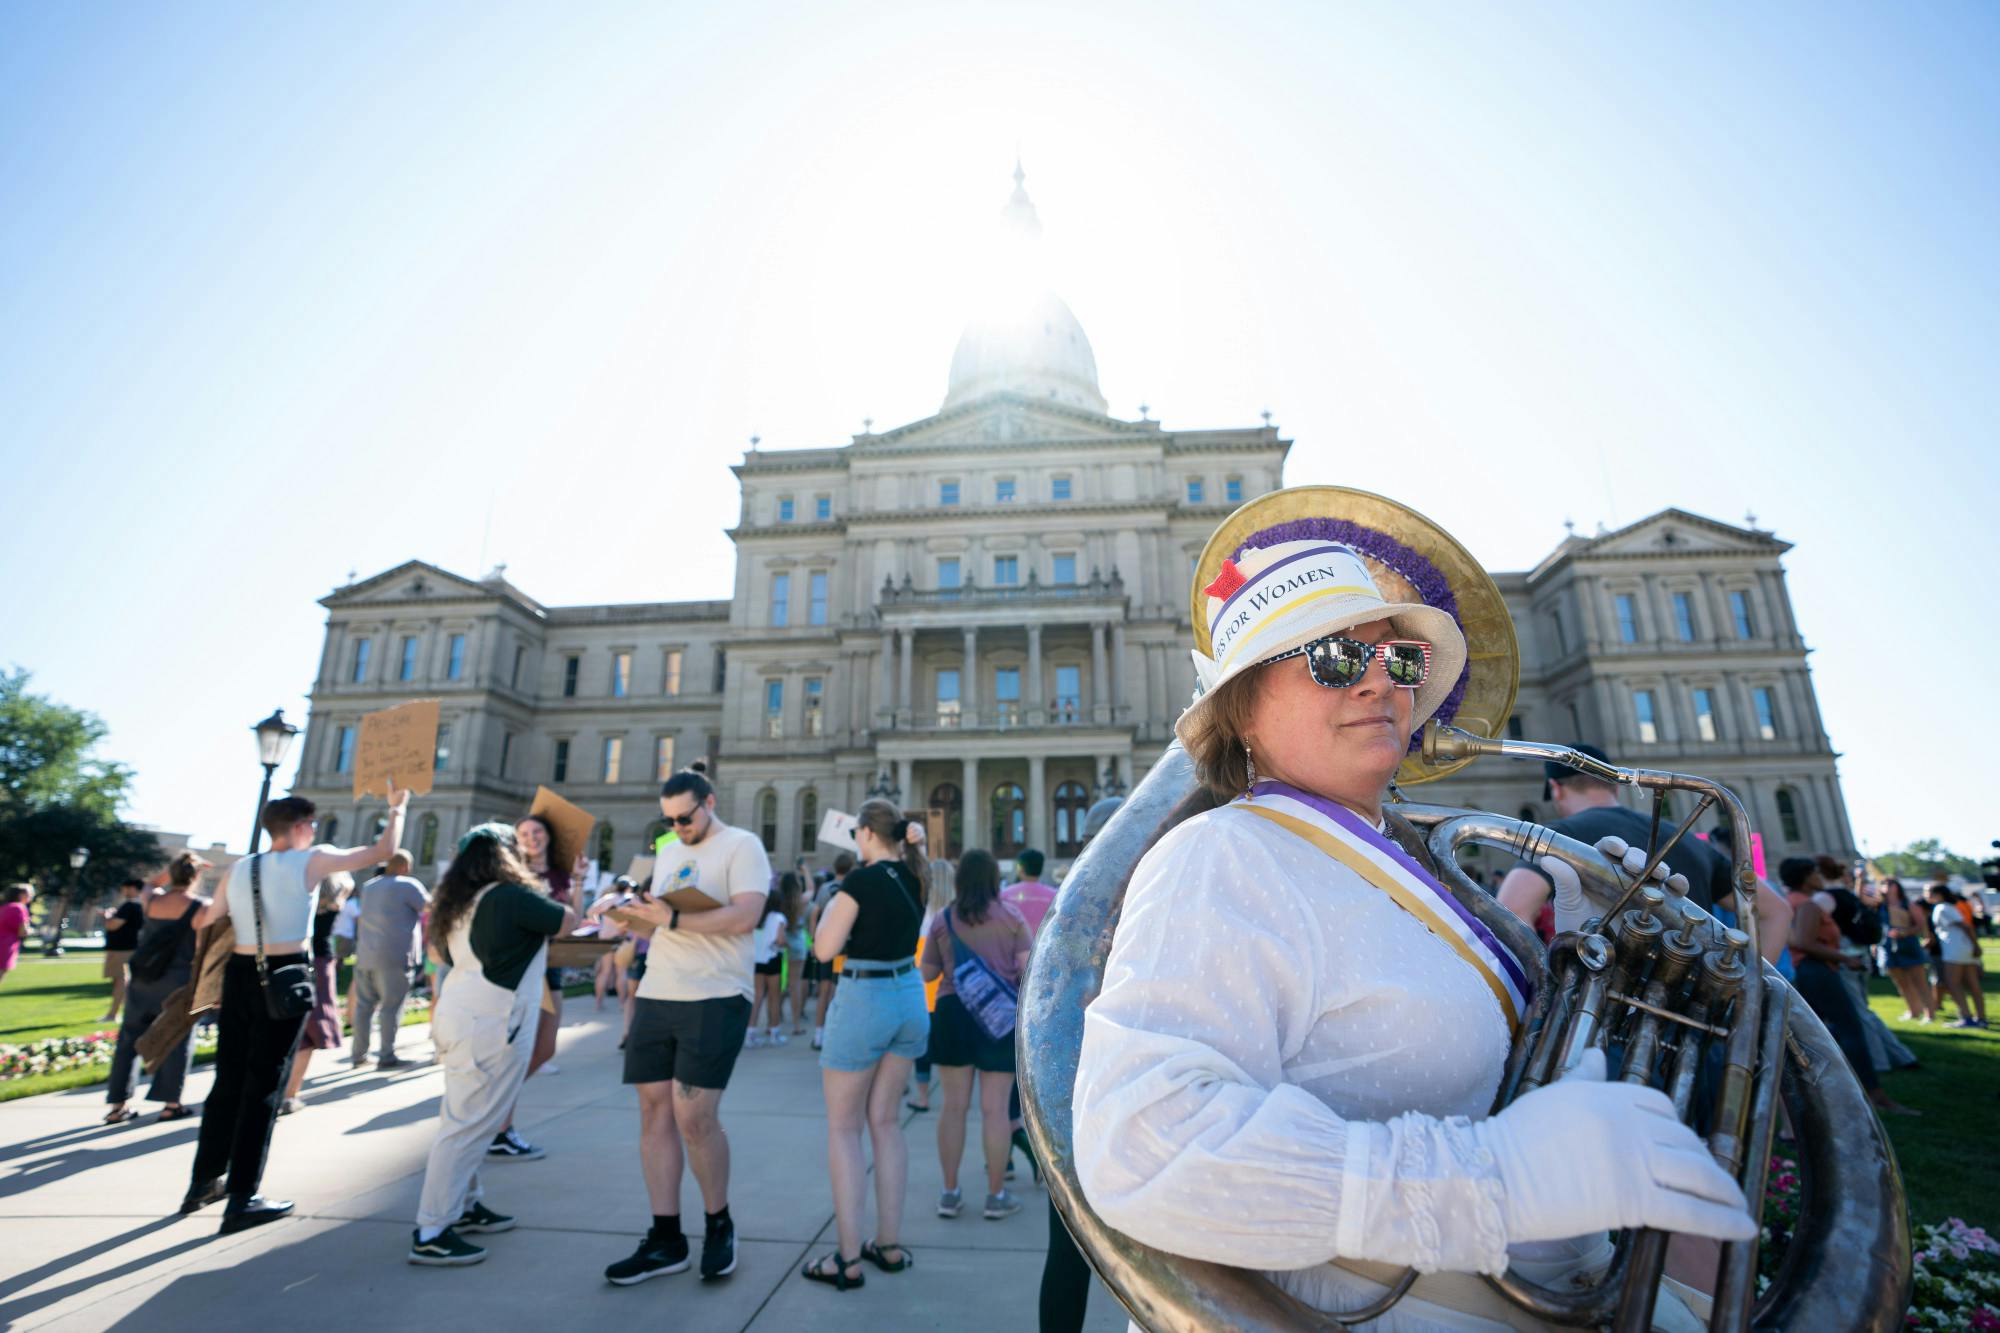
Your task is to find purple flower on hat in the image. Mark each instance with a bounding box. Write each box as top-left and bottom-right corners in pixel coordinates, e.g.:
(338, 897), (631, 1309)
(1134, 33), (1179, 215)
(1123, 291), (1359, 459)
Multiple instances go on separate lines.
(1238, 518), (1469, 747)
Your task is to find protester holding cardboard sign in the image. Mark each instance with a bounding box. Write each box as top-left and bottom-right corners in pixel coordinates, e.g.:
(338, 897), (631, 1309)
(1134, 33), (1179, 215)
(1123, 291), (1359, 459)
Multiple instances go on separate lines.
(184, 785), (413, 1235)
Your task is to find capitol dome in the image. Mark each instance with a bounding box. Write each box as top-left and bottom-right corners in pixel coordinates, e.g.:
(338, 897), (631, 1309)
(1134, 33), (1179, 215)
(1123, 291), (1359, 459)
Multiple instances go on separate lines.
(941, 164), (1109, 416)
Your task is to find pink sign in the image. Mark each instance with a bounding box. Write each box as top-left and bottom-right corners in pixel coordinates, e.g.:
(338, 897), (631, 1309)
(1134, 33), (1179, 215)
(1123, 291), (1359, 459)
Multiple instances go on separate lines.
(1695, 830), (1767, 881)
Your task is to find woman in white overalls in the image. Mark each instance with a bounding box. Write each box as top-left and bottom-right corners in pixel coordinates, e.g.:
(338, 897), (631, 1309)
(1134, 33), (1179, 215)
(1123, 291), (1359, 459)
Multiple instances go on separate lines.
(410, 823), (577, 1266)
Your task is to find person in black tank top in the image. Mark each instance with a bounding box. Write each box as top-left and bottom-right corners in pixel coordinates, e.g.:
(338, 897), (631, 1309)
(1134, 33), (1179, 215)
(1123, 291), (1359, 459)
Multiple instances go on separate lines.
(800, 799), (933, 1291)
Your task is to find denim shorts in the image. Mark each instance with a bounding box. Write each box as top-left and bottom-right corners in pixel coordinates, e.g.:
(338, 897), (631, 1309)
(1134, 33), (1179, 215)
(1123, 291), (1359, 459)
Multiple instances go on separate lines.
(819, 962), (929, 1072)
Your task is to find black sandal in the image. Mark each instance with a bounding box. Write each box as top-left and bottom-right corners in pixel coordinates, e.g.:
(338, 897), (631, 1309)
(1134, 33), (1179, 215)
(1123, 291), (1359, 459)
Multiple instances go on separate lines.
(103, 1106), (134, 1125)
(861, 1240), (913, 1272)
(802, 1251), (865, 1290)
(157, 1104), (194, 1121)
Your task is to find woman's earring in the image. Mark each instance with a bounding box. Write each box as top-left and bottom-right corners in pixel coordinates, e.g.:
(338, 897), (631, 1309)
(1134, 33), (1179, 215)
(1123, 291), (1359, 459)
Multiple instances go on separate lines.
(1243, 742), (1258, 789)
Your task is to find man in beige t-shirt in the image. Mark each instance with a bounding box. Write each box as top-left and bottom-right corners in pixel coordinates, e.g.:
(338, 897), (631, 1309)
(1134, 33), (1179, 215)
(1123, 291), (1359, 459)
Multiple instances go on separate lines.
(603, 769), (770, 1287)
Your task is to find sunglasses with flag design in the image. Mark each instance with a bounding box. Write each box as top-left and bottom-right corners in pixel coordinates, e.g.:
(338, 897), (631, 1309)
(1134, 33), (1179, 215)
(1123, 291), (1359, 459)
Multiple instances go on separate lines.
(1260, 634), (1433, 690)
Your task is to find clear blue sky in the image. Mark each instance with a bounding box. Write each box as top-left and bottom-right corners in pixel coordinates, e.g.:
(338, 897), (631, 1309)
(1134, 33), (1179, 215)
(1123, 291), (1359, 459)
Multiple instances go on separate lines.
(3, 2), (1995, 857)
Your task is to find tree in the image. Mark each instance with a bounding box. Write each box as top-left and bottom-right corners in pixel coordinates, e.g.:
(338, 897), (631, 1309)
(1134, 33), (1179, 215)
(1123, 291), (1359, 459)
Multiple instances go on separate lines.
(1874, 838), (1984, 883)
(0, 669), (161, 934)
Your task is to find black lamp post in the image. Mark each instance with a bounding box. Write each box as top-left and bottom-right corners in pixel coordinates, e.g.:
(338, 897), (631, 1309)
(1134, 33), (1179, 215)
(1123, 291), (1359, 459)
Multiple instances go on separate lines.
(43, 845), (89, 956)
(249, 709), (301, 853)
(866, 770), (902, 805)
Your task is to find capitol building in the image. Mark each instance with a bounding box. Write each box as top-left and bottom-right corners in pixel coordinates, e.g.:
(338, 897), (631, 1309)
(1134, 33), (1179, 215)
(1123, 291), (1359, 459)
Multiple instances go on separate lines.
(292, 171), (1856, 877)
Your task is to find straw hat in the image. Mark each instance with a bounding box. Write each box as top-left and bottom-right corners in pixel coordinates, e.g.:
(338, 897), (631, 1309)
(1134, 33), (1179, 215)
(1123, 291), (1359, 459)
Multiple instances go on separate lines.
(1176, 485), (1519, 785)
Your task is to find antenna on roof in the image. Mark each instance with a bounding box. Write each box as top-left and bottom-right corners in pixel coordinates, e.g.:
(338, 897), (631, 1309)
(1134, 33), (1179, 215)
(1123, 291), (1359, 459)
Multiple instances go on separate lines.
(1260, 408), (1272, 426)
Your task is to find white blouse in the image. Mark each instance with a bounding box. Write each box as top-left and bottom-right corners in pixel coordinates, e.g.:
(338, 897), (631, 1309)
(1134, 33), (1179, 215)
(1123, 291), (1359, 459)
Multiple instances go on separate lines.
(1073, 803), (1521, 1316)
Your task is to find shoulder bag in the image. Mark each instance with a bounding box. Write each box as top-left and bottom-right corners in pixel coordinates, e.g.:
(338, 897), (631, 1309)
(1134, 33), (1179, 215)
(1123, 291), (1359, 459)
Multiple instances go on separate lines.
(251, 854), (316, 1022)
(943, 907), (1018, 1042)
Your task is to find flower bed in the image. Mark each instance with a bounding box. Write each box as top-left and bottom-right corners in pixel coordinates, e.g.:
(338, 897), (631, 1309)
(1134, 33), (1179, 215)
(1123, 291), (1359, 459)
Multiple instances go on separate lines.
(1909, 1218), (2000, 1331)
(0, 1031), (119, 1080)
(1761, 1152), (1999, 1328)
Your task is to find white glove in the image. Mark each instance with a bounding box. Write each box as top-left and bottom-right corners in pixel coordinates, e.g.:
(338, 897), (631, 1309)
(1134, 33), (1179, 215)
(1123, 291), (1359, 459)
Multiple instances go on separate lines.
(1538, 835), (1692, 934)
(1475, 1049), (1757, 1246)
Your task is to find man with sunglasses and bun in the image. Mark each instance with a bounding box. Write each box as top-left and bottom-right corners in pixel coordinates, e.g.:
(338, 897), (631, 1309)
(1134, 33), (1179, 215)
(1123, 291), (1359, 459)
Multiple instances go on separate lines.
(600, 767), (771, 1288)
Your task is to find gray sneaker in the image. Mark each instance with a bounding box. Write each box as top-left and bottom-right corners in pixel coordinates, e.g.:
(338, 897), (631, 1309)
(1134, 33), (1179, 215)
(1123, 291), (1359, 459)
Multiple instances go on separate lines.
(983, 1190), (1022, 1220)
(937, 1188), (964, 1218)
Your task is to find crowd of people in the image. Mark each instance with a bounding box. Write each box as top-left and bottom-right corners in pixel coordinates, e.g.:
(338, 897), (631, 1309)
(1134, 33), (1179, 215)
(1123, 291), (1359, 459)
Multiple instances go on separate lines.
(29, 665), (1989, 1325)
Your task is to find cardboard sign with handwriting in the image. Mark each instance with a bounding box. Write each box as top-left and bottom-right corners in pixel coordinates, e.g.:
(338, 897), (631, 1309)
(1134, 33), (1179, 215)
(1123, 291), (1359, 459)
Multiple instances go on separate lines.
(528, 787), (596, 880)
(352, 699), (441, 799)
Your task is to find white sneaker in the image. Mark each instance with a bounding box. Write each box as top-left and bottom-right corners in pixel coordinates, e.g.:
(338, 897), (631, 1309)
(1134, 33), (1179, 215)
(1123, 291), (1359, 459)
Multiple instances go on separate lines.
(745, 1031), (765, 1050)
(538, 1061), (560, 1075)
(810, 1029), (824, 1050)
(768, 1028), (787, 1047)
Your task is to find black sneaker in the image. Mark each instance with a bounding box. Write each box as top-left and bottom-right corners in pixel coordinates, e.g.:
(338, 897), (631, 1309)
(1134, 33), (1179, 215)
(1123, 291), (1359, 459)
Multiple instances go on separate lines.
(605, 1231), (690, 1285)
(701, 1216), (736, 1280)
(454, 1201), (516, 1234)
(410, 1226), (487, 1266)
(486, 1129), (544, 1161)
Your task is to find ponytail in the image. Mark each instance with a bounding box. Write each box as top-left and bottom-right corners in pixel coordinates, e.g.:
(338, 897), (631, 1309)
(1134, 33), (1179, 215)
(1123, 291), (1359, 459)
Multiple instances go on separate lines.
(857, 798), (930, 901)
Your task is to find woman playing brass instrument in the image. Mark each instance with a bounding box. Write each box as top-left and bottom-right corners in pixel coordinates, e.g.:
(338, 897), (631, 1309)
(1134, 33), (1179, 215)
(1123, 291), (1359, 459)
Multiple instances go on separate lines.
(1072, 493), (1756, 1329)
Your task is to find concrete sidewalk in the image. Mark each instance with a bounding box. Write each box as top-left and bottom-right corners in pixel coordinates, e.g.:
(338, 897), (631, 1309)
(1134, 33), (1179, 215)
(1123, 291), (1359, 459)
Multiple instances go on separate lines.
(0, 1003), (1130, 1331)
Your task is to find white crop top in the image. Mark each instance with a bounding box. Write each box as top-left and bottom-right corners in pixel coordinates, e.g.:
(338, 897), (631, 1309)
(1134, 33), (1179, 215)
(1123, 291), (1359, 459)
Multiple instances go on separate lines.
(225, 848), (321, 946)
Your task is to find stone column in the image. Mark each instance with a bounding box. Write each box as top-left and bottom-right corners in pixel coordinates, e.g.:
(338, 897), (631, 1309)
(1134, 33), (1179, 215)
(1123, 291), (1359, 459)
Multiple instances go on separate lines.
(897, 756), (915, 810)
(1111, 624), (1127, 720)
(1095, 753), (1115, 798)
(1028, 753), (1048, 853)
(897, 629), (914, 726)
(962, 626), (980, 727)
(1591, 678), (1622, 746)
(962, 755), (981, 832)
(878, 630), (895, 724)
(1146, 642), (1168, 740)
(1091, 623), (1109, 724)
(1027, 624), (1044, 724)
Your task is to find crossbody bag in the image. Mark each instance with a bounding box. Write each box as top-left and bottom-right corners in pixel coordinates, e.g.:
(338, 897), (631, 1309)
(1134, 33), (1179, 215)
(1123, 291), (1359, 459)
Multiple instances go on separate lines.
(943, 907), (1018, 1042)
(251, 854), (316, 1022)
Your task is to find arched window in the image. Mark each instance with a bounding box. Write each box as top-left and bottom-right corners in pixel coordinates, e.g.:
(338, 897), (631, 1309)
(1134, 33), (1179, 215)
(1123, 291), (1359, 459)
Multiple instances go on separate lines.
(370, 812), (389, 840)
(596, 822), (615, 871)
(991, 782), (1026, 857)
(643, 819), (669, 853)
(1774, 788), (1803, 843)
(418, 813), (439, 866)
(322, 816), (339, 844)
(1053, 781), (1090, 857)
(800, 789), (819, 854)
(758, 789), (779, 853)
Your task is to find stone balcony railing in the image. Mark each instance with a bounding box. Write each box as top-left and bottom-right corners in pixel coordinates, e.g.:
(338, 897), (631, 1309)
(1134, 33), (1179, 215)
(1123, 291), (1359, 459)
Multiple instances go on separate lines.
(876, 567), (1125, 611)
(884, 703), (1132, 733)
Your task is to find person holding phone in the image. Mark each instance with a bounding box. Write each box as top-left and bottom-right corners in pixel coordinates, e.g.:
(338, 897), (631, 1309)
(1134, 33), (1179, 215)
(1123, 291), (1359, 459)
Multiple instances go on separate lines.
(602, 767), (770, 1287)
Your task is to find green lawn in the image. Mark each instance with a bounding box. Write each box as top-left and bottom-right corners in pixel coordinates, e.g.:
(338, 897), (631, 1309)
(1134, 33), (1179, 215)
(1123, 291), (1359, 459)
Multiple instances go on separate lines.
(1862, 936), (1999, 1231)
(0, 954), (121, 1043)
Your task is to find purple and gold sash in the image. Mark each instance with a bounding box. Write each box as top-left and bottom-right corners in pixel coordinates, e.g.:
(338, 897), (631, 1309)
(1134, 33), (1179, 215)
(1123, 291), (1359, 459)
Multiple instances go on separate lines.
(1234, 780), (1531, 1035)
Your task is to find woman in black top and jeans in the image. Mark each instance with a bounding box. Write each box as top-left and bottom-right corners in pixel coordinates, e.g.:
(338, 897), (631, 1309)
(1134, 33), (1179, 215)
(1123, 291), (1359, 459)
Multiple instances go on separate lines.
(104, 853), (209, 1123)
(801, 798), (931, 1291)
